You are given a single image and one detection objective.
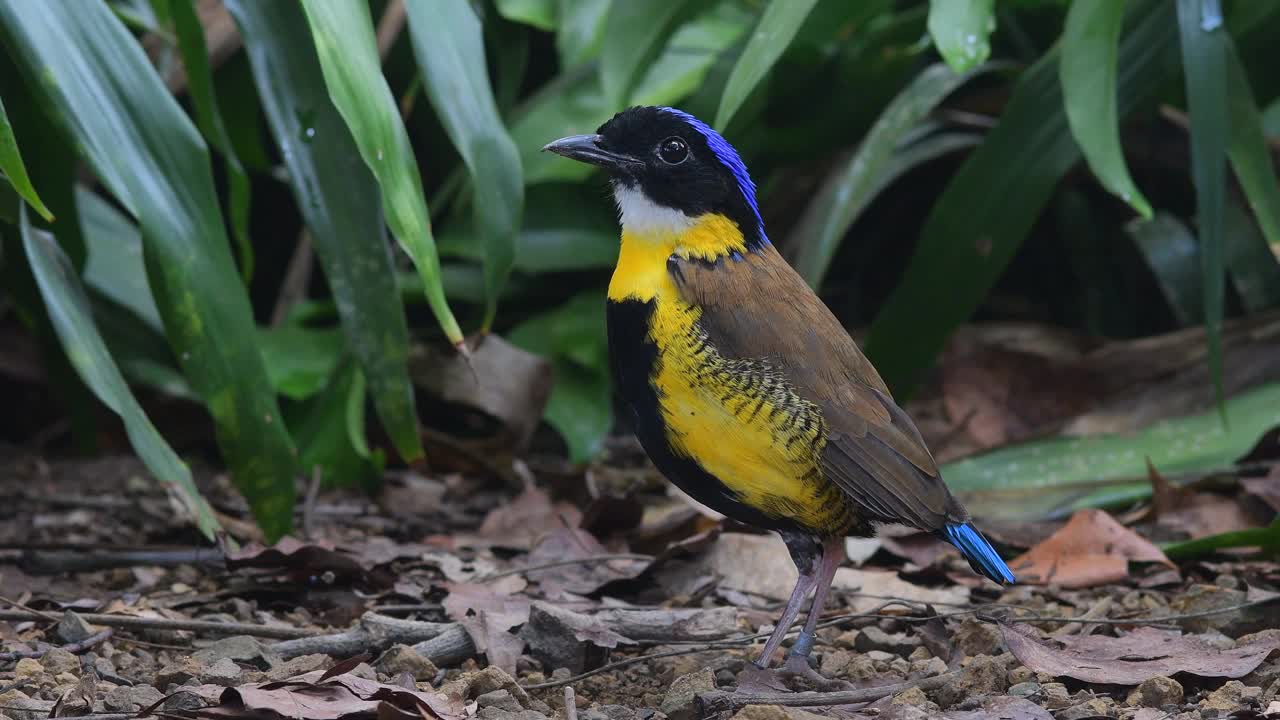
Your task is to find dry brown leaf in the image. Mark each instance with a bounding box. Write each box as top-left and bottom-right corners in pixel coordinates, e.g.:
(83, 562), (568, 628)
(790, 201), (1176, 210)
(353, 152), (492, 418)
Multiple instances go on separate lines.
(701, 533), (797, 600)
(224, 536), (388, 587)
(472, 486), (582, 550)
(1008, 509), (1175, 588)
(441, 577), (530, 675)
(200, 670), (464, 720)
(1242, 469), (1280, 514)
(1000, 623), (1280, 685)
(832, 568), (970, 611)
(523, 527), (647, 596)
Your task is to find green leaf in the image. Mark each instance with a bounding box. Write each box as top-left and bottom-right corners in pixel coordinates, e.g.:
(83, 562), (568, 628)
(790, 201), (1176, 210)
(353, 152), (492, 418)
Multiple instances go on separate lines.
(20, 206), (219, 538)
(495, 0), (556, 30)
(714, 0), (819, 129)
(257, 325), (343, 401)
(1223, 193), (1280, 312)
(927, 0), (994, 73)
(404, 0), (524, 330)
(789, 62), (990, 287)
(299, 0), (464, 347)
(943, 381), (1280, 521)
(599, 0), (708, 108)
(1225, 40), (1280, 251)
(170, 0), (253, 281)
(0, 95), (54, 221)
(1177, 0), (1229, 416)
(77, 186), (164, 332)
(508, 291), (611, 462)
(288, 360), (383, 492)
(556, 0), (610, 67)
(1060, 0), (1152, 218)
(1127, 213), (1204, 326)
(0, 0), (299, 538)
(227, 0), (424, 463)
(438, 182), (618, 272)
(864, 0), (1178, 396)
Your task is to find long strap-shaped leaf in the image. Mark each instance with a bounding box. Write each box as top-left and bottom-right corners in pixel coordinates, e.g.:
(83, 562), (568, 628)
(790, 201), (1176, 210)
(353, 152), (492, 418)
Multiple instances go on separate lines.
(865, 0), (1177, 396)
(0, 95), (54, 221)
(1176, 0), (1228, 416)
(300, 0), (464, 348)
(404, 0), (523, 330)
(714, 0), (819, 130)
(1060, 0), (1153, 219)
(788, 63), (991, 287)
(0, 0), (298, 538)
(20, 206), (220, 539)
(227, 0), (424, 464)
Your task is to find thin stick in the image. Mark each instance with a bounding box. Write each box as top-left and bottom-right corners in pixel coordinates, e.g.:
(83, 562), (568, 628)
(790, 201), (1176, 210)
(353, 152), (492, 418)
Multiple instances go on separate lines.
(0, 595), (60, 623)
(0, 628), (113, 662)
(563, 687), (578, 720)
(0, 610), (319, 640)
(699, 671), (959, 713)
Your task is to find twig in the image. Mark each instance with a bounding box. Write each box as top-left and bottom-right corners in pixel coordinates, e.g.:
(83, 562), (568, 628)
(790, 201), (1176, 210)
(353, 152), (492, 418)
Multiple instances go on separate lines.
(478, 554), (654, 582)
(0, 628), (113, 662)
(0, 610), (318, 640)
(269, 612), (453, 659)
(0, 595), (60, 622)
(698, 671), (960, 713)
(563, 687), (578, 720)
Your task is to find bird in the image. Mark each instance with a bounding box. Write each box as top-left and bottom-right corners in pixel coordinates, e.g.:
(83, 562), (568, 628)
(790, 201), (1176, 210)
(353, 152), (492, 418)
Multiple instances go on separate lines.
(543, 106), (1013, 673)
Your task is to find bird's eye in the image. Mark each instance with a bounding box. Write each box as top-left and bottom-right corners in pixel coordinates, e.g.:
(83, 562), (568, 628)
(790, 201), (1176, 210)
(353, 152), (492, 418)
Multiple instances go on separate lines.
(658, 137), (689, 165)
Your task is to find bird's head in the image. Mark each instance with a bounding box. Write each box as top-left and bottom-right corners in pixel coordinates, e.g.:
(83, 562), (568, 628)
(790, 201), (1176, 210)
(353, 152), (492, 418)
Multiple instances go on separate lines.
(543, 106), (768, 251)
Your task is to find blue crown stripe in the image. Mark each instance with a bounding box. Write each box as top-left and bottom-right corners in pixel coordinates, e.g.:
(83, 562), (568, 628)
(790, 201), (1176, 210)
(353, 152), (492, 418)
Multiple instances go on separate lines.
(659, 106), (769, 246)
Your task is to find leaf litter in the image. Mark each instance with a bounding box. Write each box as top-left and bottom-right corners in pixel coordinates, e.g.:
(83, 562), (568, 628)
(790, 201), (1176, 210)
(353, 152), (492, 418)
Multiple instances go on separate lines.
(3, 386), (1280, 719)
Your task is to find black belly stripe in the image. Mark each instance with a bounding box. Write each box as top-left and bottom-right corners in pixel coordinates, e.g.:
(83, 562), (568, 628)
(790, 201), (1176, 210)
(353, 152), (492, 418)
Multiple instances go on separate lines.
(606, 297), (809, 534)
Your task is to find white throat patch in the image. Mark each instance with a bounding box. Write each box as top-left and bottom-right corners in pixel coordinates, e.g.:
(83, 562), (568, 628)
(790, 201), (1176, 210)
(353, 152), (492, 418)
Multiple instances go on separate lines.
(612, 185), (694, 236)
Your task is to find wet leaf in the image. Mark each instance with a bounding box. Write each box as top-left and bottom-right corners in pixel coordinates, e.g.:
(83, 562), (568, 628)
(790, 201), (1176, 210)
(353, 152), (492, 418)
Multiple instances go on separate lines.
(300, 0), (464, 347)
(789, 62), (990, 287)
(0, 95), (53, 221)
(1177, 0), (1229, 414)
(227, 0), (424, 463)
(0, 0), (299, 538)
(714, 0), (819, 129)
(20, 210), (218, 540)
(1060, 0), (1152, 218)
(1001, 623), (1280, 685)
(927, 0), (994, 73)
(404, 0), (523, 328)
(1008, 509), (1175, 587)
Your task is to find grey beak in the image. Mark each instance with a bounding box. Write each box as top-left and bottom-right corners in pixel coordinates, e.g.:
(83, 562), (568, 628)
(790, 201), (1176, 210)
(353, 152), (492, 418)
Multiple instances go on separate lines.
(541, 134), (640, 170)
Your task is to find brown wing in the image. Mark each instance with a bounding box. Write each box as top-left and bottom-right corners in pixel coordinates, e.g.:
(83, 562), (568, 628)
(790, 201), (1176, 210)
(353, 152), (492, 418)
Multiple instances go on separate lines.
(668, 245), (969, 530)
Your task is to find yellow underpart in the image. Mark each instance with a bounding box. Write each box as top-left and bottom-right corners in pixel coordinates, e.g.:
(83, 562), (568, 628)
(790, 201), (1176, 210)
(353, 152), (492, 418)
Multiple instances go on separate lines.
(609, 213), (848, 532)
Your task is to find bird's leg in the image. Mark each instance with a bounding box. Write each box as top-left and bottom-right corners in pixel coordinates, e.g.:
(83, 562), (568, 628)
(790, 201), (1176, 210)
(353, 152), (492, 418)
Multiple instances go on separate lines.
(752, 532), (821, 669)
(786, 536), (847, 664)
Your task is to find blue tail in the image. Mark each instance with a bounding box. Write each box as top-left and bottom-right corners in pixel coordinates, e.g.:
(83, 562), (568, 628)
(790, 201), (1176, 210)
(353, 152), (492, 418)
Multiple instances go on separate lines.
(944, 523), (1015, 585)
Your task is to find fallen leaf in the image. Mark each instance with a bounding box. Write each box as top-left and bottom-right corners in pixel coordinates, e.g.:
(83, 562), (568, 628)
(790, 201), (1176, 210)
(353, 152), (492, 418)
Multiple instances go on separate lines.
(832, 568), (970, 612)
(1000, 623), (1280, 685)
(200, 670), (464, 720)
(472, 486), (582, 550)
(701, 533), (797, 601)
(1008, 509), (1176, 588)
(224, 536), (387, 587)
(1242, 469), (1280, 514)
(441, 577), (530, 675)
(523, 527), (648, 596)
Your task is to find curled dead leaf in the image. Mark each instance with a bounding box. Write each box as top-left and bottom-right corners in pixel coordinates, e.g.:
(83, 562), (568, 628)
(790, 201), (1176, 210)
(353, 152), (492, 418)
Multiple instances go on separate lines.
(1008, 509), (1176, 588)
(1000, 622), (1280, 685)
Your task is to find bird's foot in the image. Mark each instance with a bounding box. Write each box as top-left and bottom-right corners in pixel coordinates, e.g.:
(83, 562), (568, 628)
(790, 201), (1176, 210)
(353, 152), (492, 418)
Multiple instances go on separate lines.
(737, 632), (855, 694)
(778, 653), (855, 693)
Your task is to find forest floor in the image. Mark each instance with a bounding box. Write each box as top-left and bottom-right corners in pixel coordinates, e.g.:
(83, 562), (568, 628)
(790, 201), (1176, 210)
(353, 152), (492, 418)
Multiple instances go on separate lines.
(2, 319), (1280, 720)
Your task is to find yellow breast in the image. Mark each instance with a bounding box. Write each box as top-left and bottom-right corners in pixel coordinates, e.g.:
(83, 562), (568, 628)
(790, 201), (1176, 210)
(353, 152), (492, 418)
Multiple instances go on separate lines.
(608, 214), (848, 532)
